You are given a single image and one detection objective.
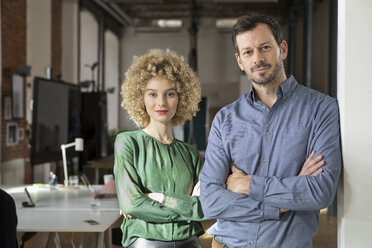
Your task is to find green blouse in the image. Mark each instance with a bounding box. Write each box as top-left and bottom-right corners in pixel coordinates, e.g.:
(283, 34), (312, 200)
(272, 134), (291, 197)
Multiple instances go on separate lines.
(114, 130), (205, 247)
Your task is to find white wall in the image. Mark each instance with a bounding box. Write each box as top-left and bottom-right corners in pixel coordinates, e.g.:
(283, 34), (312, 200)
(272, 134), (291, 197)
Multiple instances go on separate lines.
(337, 0), (372, 247)
(198, 18), (241, 85)
(104, 30), (120, 130)
(80, 10), (98, 88)
(62, 0), (79, 84)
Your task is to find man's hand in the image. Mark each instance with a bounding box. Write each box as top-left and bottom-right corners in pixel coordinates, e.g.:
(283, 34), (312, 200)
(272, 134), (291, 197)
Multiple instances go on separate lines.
(146, 192), (164, 204)
(226, 164), (251, 195)
(299, 151), (325, 176)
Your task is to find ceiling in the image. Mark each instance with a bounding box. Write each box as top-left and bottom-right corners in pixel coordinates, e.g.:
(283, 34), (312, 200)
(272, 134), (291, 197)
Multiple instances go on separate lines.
(116, 0), (288, 19)
(97, 0), (298, 27)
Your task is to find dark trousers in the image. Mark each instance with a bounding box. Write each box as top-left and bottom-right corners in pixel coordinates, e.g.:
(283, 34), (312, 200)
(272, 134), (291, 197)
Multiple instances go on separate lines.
(127, 235), (202, 248)
(0, 189), (18, 248)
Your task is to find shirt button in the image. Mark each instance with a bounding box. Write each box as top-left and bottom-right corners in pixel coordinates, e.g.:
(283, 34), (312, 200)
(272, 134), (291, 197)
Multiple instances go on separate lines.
(262, 106), (266, 110)
(249, 241), (254, 245)
(283, 96), (287, 100)
(263, 158), (267, 162)
(266, 130), (271, 135)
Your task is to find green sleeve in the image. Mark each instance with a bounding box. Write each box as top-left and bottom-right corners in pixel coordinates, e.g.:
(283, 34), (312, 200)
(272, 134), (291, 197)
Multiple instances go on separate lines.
(161, 147), (206, 221)
(114, 134), (182, 223)
(162, 193), (205, 221)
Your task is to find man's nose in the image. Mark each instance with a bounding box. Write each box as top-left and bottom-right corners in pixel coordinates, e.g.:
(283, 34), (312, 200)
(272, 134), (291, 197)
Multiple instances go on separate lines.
(253, 51), (264, 65)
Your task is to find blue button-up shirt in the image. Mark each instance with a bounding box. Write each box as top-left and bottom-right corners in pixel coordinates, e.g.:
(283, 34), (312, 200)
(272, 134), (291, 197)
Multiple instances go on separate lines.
(200, 75), (342, 248)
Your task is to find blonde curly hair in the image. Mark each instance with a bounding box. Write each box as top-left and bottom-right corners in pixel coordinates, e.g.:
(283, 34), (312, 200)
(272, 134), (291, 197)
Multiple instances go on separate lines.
(121, 49), (201, 127)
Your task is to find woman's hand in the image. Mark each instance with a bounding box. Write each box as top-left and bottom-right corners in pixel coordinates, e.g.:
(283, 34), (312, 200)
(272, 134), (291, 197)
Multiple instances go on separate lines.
(120, 209), (132, 219)
(192, 181), (200, 196)
(146, 192), (164, 203)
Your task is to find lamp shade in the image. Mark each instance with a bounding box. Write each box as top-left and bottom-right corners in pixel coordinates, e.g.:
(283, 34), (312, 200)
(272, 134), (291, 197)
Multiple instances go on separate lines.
(75, 138), (84, 151)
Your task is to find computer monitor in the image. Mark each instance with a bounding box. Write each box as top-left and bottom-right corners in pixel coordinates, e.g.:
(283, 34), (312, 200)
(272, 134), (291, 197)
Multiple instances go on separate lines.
(31, 77), (81, 165)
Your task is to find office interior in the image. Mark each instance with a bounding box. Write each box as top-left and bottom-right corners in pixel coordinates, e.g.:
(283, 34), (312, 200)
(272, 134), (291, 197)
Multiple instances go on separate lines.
(0, 0), (371, 247)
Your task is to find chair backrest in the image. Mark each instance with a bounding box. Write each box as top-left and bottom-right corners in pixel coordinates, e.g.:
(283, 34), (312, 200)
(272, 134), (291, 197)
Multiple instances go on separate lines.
(0, 189), (18, 248)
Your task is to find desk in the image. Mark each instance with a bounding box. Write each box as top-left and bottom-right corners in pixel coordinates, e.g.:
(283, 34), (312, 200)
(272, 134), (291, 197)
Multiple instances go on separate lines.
(5, 185), (120, 248)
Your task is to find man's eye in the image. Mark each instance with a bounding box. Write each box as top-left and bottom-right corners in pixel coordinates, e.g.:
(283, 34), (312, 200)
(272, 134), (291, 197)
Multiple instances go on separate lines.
(262, 46), (270, 50)
(244, 51), (252, 56)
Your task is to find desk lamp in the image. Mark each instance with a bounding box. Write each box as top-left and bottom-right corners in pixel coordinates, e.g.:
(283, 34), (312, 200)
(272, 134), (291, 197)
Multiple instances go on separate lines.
(61, 138), (84, 187)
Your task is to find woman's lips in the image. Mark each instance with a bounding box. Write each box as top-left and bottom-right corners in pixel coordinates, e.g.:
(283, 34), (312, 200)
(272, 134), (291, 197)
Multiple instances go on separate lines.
(156, 110), (168, 115)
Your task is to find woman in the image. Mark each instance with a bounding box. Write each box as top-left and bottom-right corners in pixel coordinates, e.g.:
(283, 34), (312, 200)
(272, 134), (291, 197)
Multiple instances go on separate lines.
(114, 49), (205, 248)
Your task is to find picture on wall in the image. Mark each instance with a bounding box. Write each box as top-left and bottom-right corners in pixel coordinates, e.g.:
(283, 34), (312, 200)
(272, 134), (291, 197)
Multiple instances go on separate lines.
(18, 127), (24, 141)
(7, 123), (18, 146)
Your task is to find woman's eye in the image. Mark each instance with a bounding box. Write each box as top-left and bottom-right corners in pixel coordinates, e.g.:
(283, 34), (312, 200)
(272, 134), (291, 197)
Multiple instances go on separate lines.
(149, 93), (156, 97)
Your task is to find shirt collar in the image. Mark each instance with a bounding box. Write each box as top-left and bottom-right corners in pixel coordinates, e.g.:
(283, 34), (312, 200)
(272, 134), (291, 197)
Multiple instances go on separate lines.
(247, 74), (297, 103)
(278, 75), (297, 98)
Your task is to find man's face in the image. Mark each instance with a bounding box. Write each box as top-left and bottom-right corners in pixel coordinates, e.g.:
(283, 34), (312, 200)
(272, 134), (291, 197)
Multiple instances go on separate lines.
(235, 23), (288, 86)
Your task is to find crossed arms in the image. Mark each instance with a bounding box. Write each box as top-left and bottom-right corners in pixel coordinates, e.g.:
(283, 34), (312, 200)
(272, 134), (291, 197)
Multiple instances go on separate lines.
(114, 134), (205, 223)
(227, 150), (325, 213)
(200, 99), (342, 222)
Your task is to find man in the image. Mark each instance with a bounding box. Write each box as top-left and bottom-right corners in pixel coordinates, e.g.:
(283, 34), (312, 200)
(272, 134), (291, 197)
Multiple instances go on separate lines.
(200, 13), (342, 248)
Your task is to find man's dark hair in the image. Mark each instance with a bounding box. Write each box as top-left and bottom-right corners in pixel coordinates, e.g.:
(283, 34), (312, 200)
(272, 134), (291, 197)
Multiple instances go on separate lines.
(232, 13), (283, 54)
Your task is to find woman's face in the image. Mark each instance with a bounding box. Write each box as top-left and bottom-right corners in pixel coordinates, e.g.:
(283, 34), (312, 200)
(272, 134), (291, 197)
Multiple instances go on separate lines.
(144, 76), (179, 126)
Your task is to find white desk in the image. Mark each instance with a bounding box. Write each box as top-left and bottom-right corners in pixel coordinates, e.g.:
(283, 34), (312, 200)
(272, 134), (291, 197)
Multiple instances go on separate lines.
(4, 185), (120, 248)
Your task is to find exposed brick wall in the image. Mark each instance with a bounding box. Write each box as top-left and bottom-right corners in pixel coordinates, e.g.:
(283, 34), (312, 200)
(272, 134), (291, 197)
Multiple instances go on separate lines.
(51, 0), (62, 80)
(1, 0), (27, 162)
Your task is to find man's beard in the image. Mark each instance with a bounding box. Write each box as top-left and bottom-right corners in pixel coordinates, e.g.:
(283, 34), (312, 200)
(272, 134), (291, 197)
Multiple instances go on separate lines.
(246, 60), (284, 85)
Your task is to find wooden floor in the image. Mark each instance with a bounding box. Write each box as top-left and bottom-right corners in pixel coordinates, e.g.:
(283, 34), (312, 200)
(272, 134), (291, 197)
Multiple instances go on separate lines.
(17, 210), (336, 247)
(312, 210), (338, 248)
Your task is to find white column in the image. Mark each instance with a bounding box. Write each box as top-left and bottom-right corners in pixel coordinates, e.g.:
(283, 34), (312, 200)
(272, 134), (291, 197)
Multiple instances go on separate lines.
(337, 0), (372, 247)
